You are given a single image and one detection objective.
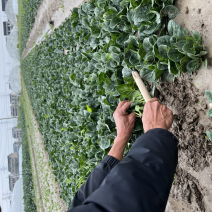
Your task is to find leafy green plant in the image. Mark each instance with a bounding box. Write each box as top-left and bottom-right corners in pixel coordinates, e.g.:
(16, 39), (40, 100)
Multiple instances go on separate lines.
(124, 20), (207, 83)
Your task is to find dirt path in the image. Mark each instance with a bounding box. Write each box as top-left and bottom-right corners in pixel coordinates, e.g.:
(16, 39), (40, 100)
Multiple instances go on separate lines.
(27, 123), (45, 212)
(21, 0), (88, 59)
(23, 82), (68, 212)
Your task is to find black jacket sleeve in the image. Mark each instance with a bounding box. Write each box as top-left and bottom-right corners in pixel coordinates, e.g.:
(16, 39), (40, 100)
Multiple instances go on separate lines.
(69, 155), (120, 209)
(67, 128), (178, 212)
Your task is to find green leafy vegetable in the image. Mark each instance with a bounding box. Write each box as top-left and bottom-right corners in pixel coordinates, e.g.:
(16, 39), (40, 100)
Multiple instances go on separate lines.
(207, 109), (212, 117)
(205, 90), (212, 103)
(168, 46), (184, 62)
(162, 5), (180, 19)
(186, 60), (201, 72)
(206, 131), (212, 142)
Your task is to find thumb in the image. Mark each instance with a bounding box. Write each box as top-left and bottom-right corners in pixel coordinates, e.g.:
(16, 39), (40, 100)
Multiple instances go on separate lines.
(129, 112), (136, 121)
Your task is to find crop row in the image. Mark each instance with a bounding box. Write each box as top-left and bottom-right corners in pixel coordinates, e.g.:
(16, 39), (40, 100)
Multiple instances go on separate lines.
(18, 0), (42, 56)
(21, 0), (206, 206)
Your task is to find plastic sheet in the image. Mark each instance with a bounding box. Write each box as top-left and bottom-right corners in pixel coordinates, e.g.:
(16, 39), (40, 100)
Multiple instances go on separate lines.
(5, 0), (17, 26)
(9, 147), (24, 212)
(13, 0), (18, 15)
(8, 63), (21, 94)
(6, 26), (20, 60)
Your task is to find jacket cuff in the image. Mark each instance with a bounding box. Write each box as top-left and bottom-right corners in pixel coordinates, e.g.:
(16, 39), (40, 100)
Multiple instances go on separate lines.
(101, 155), (120, 169)
(145, 128), (179, 144)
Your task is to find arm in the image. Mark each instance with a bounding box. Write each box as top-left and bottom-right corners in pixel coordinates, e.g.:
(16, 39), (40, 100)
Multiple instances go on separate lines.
(68, 128), (178, 212)
(69, 155), (119, 209)
(70, 101), (136, 208)
(68, 99), (177, 212)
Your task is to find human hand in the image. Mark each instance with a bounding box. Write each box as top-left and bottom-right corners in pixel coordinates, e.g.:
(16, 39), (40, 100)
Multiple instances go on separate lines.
(142, 98), (174, 132)
(113, 101), (136, 142)
(108, 101), (136, 161)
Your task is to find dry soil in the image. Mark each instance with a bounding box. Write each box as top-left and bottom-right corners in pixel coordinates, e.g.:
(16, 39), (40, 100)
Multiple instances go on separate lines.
(163, 1), (212, 211)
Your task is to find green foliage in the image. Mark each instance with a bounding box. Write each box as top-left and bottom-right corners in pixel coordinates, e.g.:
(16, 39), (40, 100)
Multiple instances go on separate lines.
(20, 105), (37, 212)
(206, 131), (212, 142)
(205, 90), (212, 103)
(18, 0), (42, 56)
(20, 0), (207, 206)
(207, 109), (212, 117)
(125, 20), (207, 83)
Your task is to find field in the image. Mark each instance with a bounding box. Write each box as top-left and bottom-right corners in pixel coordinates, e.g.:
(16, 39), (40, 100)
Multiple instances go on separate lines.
(19, 0), (212, 211)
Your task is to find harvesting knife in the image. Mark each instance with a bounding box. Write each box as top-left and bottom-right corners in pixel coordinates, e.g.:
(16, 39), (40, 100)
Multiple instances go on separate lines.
(132, 70), (151, 102)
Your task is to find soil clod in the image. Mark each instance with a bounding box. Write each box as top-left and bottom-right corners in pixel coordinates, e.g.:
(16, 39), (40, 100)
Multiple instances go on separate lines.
(198, 9), (201, 14)
(185, 6), (189, 14)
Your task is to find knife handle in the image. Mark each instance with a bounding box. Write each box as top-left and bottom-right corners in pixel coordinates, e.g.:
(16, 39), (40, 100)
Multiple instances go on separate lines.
(132, 71), (152, 102)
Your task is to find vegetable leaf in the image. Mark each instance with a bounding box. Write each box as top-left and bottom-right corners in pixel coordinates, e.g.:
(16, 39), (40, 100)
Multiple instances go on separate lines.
(186, 60), (201, 72)
(168, 46), (184, 62)
(205, 90), (212, 103)
(207, 109), (212, 117)
(162, 5), (180, 19)
(206, 131), (212, 142)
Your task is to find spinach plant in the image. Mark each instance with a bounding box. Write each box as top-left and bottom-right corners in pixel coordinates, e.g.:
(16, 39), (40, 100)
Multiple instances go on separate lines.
(124, 20), (208, 83)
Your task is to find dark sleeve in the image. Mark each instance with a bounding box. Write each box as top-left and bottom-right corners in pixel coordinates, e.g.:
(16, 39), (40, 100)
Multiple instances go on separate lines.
(69, 155), (120, 209)
(68, 128), (178, 212)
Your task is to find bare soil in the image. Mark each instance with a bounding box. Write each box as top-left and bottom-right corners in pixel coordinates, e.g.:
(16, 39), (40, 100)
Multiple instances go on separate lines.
(157, 75), (212, 212)
(162, 1), (212, 211)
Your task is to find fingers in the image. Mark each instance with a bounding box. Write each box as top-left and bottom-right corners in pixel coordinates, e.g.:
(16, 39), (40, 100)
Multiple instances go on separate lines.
(144, 98), (159, 109)
(148, 98), (159, 103)
(160, 104), (173, 119)
(117, 100), (129, 109)
(129, 112), (136, 120)
(143, 98), (158, 114)
(120, 101), (132, 112)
